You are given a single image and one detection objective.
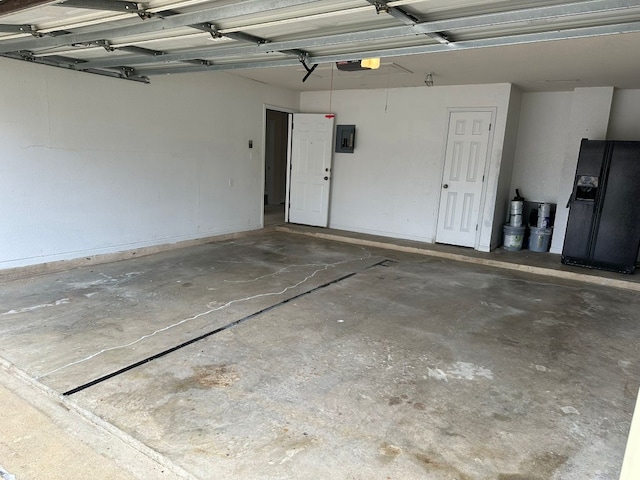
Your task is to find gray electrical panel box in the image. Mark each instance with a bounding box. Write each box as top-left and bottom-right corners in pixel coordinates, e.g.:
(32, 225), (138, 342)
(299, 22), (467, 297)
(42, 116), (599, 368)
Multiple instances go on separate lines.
(335, 124), (356, 153)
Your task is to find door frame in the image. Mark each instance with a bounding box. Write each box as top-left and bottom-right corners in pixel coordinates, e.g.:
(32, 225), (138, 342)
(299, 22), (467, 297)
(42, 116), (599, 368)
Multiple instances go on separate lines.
(435, 107), (497, 250)
(261, 104), (297, 227)
(285, 112), (292, 223)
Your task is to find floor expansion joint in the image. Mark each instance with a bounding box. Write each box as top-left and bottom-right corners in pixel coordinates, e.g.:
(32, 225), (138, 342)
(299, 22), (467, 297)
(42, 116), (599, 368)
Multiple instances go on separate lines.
(63, 259), (389, 396)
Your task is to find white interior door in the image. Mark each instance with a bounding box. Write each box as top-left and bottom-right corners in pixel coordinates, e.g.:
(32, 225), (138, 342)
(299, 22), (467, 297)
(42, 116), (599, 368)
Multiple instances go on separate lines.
(287, 113), (335, 227)
(436, 110), (493, 247)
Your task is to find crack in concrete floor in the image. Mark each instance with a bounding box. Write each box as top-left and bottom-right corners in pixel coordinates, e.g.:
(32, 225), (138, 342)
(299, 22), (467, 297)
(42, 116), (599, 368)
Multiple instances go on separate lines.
(37, 247), (375, 381)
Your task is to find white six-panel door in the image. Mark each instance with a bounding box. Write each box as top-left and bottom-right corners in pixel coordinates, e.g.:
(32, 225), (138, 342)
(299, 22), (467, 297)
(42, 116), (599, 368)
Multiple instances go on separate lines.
(436, 110), (493, 247)
(288, 113), (335, 227)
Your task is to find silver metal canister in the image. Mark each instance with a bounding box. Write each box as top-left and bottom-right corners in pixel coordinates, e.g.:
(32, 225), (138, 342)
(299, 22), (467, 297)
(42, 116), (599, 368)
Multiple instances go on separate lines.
(510, 201), (523, 227)
(537, 203), (551, 228)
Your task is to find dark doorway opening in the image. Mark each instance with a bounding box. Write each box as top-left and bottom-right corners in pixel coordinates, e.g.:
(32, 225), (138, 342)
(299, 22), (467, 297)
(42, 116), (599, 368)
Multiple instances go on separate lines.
(264, 109), (289, 226)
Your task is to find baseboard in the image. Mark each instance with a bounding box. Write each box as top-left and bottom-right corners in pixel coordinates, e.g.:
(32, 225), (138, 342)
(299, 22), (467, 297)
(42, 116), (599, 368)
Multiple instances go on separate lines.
(326, 223), (433, 243)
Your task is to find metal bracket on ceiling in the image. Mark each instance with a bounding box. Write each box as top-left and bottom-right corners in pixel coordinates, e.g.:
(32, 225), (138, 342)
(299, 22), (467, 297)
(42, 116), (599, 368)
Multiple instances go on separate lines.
(15, 50), (35, 61)
(117, 45), (163, 56)
(190, 22), (219, 40)
(282, 48), (306, 58)
(76, 65), (148, 83)
(372, 2), (389, 14)
(58, 0), (144, 15)
(369, 0), (417, 23)
(47, 30), (72, 37)
(115, 65), (148, 82)
(70, 39), (113, 51)
(224, 31), (269, 45)
(367, 0), (450, 45)
(120, 66), (135, 77)
(114, 45), (209, 67)
(0, 24), (36, 34)
(173, 17), (265, 45)
(0, 23), (42, 38)
(298, 54), (317, 83)
(57, 0), (153, 20)
(2, 48), (149, 83)
(157, 10), (264, 44)
(99, 40), (113, 52)
(183, 58), (210, 66)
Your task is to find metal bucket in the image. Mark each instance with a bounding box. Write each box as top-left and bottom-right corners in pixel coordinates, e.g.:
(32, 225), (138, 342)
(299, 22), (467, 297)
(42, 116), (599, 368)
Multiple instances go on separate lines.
(510, 200), (523, 215)
(529, 226), (552, 252)
(510, 213), (523, 227)
(503, 224), (526, 251)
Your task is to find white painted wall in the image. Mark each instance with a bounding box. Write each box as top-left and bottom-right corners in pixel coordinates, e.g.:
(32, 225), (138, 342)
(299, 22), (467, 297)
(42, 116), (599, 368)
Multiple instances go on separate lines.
(7, 58), (634, 268)
(0, 58), (299, 269)
(509, 92), (573, 204)
(300, 83), (514, 250)
(608, 89), (640, 140)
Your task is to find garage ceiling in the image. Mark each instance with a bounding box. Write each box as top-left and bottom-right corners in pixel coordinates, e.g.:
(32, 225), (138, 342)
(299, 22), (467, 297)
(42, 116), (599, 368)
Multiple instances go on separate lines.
(1, 0), (640, 91)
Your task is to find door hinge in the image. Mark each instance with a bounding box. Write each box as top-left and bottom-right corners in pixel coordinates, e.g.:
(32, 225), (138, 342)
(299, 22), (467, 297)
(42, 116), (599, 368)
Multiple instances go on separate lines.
(482, 175), (485, 182)
(476, 224), (478, 231)
(489, 123), (492, 131)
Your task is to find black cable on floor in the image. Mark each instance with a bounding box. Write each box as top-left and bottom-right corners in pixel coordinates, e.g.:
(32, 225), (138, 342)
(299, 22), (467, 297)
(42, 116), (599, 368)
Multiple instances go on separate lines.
(63, 259), (388, 396)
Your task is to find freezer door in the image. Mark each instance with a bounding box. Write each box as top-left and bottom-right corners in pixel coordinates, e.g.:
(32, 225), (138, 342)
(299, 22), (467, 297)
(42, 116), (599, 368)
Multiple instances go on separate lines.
(562, 140), (606, 263)
(591, 141), (640, 273)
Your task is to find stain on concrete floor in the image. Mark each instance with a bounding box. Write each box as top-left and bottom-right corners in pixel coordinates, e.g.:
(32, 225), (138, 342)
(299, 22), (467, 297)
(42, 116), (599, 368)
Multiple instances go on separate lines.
(0, 231), (638, 479)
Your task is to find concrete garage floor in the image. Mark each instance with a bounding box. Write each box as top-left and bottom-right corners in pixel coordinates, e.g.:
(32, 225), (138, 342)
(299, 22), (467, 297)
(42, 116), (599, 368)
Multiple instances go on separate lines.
(0, 230), (639, 479)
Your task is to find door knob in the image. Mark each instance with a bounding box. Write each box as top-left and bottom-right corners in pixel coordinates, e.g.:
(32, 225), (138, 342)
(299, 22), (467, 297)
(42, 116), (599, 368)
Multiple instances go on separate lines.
(324, 176), (329, 180)
(443, 184), (449, 189)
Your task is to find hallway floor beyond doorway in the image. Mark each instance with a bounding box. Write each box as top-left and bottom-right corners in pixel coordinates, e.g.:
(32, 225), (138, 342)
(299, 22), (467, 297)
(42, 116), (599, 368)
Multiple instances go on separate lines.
(264, 204), (285, 226)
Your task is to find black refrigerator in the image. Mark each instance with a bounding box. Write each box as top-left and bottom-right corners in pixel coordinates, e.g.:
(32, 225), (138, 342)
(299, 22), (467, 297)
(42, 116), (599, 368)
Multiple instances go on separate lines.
(562, 139), (640, 274)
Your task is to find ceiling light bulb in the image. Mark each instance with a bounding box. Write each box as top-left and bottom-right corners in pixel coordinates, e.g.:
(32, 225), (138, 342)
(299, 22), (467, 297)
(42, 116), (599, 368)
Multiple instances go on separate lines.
(361, 58), (380, 69)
